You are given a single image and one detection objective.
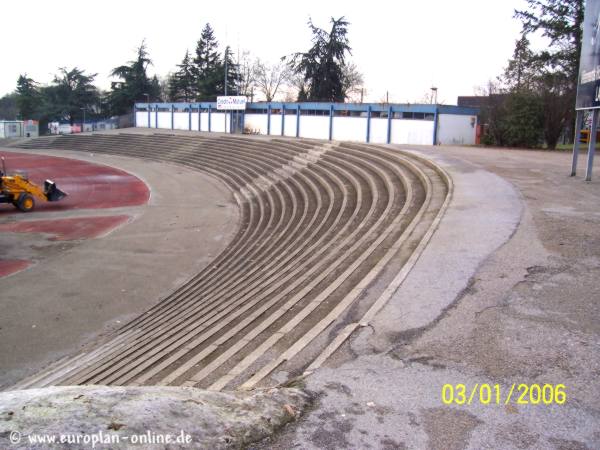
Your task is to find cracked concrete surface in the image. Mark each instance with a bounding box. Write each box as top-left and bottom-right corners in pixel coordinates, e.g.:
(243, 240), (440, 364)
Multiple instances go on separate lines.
(0, 385), (310, 450)
(258, 147), (600, 450)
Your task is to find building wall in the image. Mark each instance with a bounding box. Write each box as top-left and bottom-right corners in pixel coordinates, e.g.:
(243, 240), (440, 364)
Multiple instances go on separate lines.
(269, 115), (282, 136)
(370, 118), (389, 144)
(332, 116), (366, 142)
(157, 112), (171, 129)
(137, 111), (234, 132)
(284, 114), (297, 137)
(190, 112), (200, 131)
(135, 103), (479, 146)
(210, 112), (229, 133)
(244, 113), (269, 134)
(0, 121), (23, 138)
(437, 114), (477, 145)
(173, 111), (189, 130)
(300, 116), (330, 140)
(392, 119), (435, 145)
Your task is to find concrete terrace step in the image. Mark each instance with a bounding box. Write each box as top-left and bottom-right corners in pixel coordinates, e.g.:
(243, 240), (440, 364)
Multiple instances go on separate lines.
(8, 131), (450, 391)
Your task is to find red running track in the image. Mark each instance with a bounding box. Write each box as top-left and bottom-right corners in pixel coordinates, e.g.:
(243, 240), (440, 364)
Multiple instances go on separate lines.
(0, 152), (150, 277)
(0, 259), (32, 278)
(0, 152), (149, 213)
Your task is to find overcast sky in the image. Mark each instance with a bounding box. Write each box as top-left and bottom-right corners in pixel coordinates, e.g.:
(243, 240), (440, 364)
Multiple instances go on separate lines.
(0, 0), (527, 104)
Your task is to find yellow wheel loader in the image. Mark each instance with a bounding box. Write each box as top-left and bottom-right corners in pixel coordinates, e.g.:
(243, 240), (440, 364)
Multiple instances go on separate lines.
(0, 156), (67, 212)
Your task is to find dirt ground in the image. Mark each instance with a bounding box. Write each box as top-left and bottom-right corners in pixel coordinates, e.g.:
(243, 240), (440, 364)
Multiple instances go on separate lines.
(260, 147), (600, 450)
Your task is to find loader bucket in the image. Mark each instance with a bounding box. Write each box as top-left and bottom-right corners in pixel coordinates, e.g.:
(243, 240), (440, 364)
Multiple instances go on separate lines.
(44, 180), (67, 202)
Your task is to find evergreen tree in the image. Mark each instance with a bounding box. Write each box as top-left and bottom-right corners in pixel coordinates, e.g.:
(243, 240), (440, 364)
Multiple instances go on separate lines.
(503, 91), (545, 148)
(514, 0), (584, 147)
(297, 85), (309, 102)
(503, 35), (539, 91)
(169, 50), (196, 101)
(0, 93), (19, 120)
(150, 75), (162, 102)
(193, 24), (222, 100)
(108, 41), (160, 115)
(15, 74), (40, 119)
(290, 17), (352, 102)
(515, 0), (584, 89)
(221, 46), (241, 96)
(42, 67), (99, 125)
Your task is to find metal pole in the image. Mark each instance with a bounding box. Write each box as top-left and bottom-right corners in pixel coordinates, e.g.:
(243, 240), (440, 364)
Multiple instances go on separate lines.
(224, 46), (228, 133)
(430, 87), (438, 104)
(585, 109), (598, 181)
(144, 93), (150, 128)
(329, 104), (334, 141)
(433, 107), (439, 145)
(366, 105), (371, 143)
(224, 47), (228, 96)
(386, 106), (392, 144)
(571, 110), (584, 176)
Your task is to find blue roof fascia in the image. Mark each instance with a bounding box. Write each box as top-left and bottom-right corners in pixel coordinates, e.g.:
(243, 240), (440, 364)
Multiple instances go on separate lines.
(437, 105), (479, 116)
(134, 102), (479, 115)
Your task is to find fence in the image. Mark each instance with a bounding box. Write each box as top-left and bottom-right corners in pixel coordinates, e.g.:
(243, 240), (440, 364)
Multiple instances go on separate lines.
(48, 118), (120, 135)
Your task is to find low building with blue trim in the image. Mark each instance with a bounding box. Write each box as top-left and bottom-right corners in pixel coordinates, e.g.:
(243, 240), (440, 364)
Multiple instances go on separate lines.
(133, 102), (479, 146)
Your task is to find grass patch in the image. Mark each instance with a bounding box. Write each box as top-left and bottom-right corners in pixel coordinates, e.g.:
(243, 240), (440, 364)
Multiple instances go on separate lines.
(553, 143), (600, 151)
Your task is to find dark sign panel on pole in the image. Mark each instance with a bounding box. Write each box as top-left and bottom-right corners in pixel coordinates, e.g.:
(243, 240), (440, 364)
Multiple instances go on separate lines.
(577, 0), (600, 109)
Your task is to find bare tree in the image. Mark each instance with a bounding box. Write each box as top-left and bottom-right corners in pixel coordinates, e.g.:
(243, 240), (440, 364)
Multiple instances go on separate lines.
(281, 71), (309, 102)
(254, 59), (291, 102)
(157, 74), (172, 102)
(237, 51), (257, 98)
(342, 62), (364, 102)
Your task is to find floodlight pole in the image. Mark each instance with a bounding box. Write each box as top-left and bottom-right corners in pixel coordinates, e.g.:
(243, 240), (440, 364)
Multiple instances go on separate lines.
(224, 46), (229, 133)
(431, 87), (438, 104)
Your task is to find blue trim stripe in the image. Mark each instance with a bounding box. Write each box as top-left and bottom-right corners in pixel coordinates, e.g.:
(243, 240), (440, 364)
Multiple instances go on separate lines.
(134, 102), (478, 116)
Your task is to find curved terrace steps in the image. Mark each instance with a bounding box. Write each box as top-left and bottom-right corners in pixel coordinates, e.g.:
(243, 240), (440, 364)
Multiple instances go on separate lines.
(8, 133), (449, 391)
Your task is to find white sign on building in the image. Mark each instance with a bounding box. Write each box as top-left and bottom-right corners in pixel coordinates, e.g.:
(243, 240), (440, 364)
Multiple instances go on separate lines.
(217, 96), (247, 110)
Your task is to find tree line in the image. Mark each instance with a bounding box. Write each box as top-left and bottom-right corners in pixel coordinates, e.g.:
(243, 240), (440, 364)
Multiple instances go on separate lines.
(2, 2), (581, 150)
(0, 17), (363, 133)
(480, 0), (582, 149)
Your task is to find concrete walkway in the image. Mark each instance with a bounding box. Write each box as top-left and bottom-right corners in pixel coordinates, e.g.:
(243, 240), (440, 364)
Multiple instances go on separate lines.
(261, 147), (600, 450)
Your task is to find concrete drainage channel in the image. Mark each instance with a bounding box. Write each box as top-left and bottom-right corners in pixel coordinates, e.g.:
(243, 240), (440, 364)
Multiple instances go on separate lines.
(2, 132), (450, 446)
